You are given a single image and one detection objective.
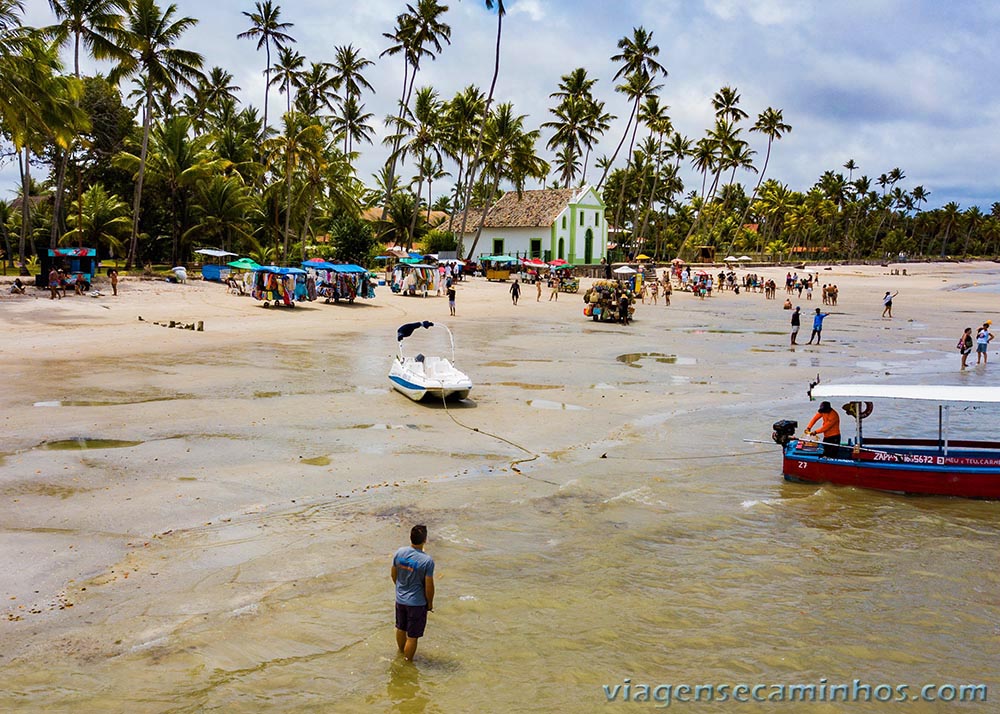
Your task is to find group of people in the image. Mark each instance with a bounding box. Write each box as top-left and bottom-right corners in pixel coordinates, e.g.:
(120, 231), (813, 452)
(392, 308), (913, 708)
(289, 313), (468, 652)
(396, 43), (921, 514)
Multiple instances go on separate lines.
(789, 306), (830, 345)
(958, 321), (995, 369)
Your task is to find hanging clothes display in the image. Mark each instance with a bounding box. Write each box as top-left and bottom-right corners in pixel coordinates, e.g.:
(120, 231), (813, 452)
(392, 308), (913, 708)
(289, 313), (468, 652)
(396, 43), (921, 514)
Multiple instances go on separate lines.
(390, 264), (438, 296)
(302, 261), (375, 304)
(250, 267), (306, 308)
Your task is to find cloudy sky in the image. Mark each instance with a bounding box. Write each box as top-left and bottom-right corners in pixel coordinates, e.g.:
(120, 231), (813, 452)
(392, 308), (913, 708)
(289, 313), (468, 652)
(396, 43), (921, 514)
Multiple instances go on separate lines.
(13, 0), (1000, 211)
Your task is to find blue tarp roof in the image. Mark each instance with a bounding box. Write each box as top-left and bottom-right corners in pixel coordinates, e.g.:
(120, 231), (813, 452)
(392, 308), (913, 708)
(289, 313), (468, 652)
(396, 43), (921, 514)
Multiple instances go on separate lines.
(332, 264), (367, 273)
(301, 261), (338, 270)
(256, 266), (306, 275)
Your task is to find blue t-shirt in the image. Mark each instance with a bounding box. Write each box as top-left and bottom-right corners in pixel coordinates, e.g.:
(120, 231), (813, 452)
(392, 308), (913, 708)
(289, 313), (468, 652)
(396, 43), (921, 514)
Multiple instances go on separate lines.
(393, 546), (435, 606)
(813, 313), (828, 330)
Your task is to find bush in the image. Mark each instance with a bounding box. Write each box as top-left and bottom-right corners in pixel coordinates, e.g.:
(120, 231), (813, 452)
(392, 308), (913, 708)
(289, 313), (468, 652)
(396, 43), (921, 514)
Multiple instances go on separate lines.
(330, 216), (376, 266)
(423, 229), (457, 254)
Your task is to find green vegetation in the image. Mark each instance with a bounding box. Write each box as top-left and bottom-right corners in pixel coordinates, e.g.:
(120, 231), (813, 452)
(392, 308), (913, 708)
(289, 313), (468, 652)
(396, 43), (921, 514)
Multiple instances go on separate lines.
(0, 2), (995, 273)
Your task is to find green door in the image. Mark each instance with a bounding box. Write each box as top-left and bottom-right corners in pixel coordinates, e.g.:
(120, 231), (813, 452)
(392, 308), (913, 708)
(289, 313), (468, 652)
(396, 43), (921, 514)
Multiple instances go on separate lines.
(584, 229), (594, 264)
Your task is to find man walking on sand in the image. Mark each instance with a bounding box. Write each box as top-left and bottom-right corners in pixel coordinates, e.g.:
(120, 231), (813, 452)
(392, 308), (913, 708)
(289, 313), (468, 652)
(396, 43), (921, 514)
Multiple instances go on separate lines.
(882, 290), (898, 318)
(790, 306), (801, 346)
(391, 525), (435, 662)
(510, 278), (520, 305)
(806, 308), (829, 344)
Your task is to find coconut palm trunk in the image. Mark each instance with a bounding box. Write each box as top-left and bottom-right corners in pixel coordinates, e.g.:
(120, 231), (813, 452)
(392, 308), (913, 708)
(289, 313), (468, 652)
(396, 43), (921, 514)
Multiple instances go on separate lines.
(458, 6), (502, 258)
(18, 144), (30, 266)
(126, 95), (153, 269)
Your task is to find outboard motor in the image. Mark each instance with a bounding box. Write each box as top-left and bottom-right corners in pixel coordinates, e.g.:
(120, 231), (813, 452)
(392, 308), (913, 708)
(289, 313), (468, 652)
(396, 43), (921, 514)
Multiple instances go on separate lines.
(772, 420), (798, 446)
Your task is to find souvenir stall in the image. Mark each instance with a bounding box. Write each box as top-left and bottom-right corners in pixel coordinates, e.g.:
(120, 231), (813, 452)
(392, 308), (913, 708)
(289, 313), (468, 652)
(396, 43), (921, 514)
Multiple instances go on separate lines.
(582, 279), (636, 323)
(550, 263), (579, 293)
(195, 248), (238, 281)
(314, 263), (375, 304)
(391, 263), (439, 296)
(251, 266), (306, 308)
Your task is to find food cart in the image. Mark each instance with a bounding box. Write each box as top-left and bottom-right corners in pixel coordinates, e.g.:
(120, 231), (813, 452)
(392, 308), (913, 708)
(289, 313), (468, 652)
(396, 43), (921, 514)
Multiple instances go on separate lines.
(482, 255), (516, 281)
(550, 264), (579, 293)
(36, 247), (99, 290)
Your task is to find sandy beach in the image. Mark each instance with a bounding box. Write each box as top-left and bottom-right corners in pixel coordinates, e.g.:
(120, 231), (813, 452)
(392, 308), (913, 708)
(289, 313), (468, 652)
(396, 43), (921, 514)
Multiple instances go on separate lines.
(1, 261), (999, 712)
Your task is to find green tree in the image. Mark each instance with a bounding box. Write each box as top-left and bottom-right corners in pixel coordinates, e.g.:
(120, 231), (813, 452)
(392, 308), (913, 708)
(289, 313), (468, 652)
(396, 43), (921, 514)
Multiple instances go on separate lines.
(237, 0), (294, 133)
(111, 0), (204, 268)
(186, 175), (258, 254)
(62, 182), (130, 257)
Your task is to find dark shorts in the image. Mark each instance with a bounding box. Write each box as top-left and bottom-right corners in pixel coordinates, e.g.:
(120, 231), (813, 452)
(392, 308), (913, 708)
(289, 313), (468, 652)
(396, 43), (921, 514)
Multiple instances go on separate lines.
(395, 602), (428, 638)
(822, 434), (841, 458)
(977, 343), (987, 353)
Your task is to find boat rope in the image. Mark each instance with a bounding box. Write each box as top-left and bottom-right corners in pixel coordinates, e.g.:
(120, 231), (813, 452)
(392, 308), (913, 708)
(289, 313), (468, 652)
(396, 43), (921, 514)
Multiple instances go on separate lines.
(437, 392), (555, 485)
(600, 448), (774, 461)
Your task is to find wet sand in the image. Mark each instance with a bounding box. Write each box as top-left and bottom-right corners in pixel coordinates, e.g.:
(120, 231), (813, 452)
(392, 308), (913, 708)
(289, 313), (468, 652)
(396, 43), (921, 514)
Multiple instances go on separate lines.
(1, 262), (999, 711)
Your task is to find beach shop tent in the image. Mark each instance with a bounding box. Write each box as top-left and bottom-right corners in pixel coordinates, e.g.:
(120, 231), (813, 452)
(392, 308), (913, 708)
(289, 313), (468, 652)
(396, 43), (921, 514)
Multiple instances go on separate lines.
(195, 248), (238, 281)
(37, 247), (98, 289)
(251, 266), (306, 307)
(612, 265), (637, 274)
(227, 258), (260, 270)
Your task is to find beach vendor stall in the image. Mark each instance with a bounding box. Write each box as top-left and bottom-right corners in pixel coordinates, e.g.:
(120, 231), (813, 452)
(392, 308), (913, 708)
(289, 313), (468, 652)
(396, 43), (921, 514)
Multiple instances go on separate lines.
(251, 266), (306, 307)
(304, 261), (375, 304)
(582, 279), (636, 323)
(391, 263), (439, 296)
(482, 255), (516, 281)
(225, 257), (260, 294)
(195, 248), (238, 282)
(36, 247), (98, 290)
(551, 263), (579, 293)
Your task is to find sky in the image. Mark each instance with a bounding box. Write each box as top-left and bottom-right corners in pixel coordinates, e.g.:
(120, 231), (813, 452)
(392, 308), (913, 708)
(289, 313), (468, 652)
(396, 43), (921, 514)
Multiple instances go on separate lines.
(11, 0), (1000, 212)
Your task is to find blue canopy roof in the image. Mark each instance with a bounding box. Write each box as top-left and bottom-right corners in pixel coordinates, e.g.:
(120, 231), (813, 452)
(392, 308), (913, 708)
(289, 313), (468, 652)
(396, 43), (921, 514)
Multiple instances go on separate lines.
(256, 266), (306, 275)
(331, 264), (368, 273)
(301, 260), (338, 270)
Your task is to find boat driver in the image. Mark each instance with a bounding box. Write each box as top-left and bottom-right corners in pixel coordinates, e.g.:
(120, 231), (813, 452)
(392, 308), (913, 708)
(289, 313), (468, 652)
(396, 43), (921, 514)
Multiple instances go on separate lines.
(805, 401), (841, 458)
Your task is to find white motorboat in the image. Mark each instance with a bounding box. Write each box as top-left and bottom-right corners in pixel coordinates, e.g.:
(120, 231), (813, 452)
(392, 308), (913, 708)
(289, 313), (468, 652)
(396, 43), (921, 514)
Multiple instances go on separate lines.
(389, 321), (473, 402)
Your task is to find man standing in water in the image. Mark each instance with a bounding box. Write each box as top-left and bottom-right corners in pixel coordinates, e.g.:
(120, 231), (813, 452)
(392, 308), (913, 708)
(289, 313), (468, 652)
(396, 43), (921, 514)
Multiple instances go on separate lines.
(391, 525), (435, 662)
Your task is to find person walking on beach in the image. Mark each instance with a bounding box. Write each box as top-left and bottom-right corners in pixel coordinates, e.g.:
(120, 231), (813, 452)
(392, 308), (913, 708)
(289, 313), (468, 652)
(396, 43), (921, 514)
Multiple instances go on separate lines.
(509, 278), (520, 305)
(549, 275), (560, 301)
(806, 308), (829, 344)
(805, 401), (841, 458)
(662, 278), (671, 306)
(110, 269), (119, 296)
(882, 290), (898, 318)
(447, 284), (456, 316)
(391, 525), (435, 662)
(976, 322), (993, 365)
(958, 327), (974, 369)
(48, 267), (61, 300)
(536, 277), (542, 302)
(790, 306), (801, 346)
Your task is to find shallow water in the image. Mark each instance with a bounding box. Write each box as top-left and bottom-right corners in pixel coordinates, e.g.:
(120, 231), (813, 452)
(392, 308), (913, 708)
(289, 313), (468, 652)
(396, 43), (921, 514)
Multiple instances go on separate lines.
(2, 296), (999, 713)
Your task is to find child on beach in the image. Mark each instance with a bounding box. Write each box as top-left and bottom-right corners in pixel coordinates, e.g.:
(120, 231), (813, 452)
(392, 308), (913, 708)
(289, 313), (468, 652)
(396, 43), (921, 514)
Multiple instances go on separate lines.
(447, 284), (456, 316)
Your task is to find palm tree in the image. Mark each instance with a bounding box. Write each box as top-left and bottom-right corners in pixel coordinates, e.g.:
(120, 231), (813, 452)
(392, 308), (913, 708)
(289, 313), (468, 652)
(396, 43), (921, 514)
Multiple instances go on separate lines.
(187, 66), (240, 127)
(237, 0), (294, 132)
(295, 61), (337, 116)
(330, 95), (374, 155)
(111, 0), (204, 268)
(441, 84), (485, 233)
(456, 0), (506, 257)
(186, 175), (258, 254)
(598, 26), (667, 189)
(380, 0), (451, 217)
(386, 86), (443, 245)
(330, 43), (374, 100)
(843, 158), (857, 182)
(62, 183), (131, 257)
(735, 107), (790, 235)
(938, 201), (960, 257)
(962, 206), (984, 256)
(44, 0), (128, 247)
(269, 45), (304, 119)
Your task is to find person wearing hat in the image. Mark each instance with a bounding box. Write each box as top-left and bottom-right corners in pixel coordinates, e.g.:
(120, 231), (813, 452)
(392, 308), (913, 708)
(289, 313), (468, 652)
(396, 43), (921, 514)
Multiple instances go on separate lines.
(805, 401), (841, 457)
(976, 322), (994, 365)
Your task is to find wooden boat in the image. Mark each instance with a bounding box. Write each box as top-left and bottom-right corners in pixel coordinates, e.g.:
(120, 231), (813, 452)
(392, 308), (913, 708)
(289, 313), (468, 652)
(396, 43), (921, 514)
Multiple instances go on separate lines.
(773, 384), (1000, 499)
(389, 321), (472, 402)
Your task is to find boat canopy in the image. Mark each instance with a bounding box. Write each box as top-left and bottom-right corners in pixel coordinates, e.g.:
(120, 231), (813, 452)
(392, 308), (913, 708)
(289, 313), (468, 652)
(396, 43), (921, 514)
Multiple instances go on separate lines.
(812, 384), (1000, 404)
(397, 321), (434, 341)
(195, 248), (238, 258)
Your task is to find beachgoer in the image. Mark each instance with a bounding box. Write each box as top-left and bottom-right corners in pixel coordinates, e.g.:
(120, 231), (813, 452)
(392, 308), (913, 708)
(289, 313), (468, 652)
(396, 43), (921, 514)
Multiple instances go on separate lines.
(790, 306), (801, 345)
(549, 275), (560, 301)
(447, 284), (456, 316)
(976, 322), (993, 365)
(10, 278), (25, 295)
(391, 525), (435, 662)
(882, 290), (898, 318)
(805, 401), (841, 458)
(783, 298), (792, 310)
(619, 291), (631, 325)
(509, 278), (520, 305)
(48, 268), (61, 300)
(806, 308), (829, 344)
(536, 279), (542, 302)
(958, 327), (974, 369)
(650, 280), (659, 305)
(662, 279), (671, 306)
(109, 269), (118, 296)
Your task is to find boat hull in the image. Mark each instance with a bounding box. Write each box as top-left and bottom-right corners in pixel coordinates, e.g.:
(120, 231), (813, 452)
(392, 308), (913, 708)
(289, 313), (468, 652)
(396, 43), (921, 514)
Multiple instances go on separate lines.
(782, 440), (1000, 499)
(388, 368), (472, 403)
